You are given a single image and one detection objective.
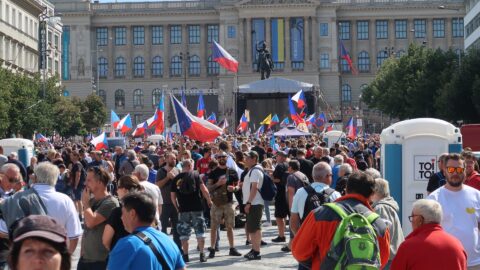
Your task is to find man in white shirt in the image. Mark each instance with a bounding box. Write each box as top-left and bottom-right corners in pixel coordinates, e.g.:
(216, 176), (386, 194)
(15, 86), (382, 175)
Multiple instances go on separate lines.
(242, 151), (264, 260)
(0, 162), (83, 254)
(134, 164), (163, 227)
(428, 153), (480, 269)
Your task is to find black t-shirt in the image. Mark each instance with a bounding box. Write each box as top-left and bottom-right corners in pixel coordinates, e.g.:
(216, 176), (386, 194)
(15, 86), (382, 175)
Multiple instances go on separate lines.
(252, 146), (266, 162)
(427, 171), (446, 193)
(171, 172), (204, 212)
(272, 162), (288, 199)
(106, 206), (129, 250)
(208, 167), (239, 203)
(297, 158), (314, 183)
(70, 161), (85, 187)
(310, 156), (322, 165)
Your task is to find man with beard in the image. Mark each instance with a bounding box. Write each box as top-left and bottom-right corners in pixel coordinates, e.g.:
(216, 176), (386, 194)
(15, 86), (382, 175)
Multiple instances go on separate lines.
(428, 153), (480, 269)
(206, 152), (242, 258)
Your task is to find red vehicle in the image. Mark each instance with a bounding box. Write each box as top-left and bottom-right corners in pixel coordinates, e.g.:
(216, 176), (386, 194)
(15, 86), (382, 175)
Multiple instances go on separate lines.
(461, 124), (480, 151)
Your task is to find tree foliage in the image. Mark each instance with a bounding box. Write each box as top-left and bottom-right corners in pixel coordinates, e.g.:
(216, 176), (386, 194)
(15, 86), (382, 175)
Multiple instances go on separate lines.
(0, 67), (108, 138)
(362, 45), (480, 123)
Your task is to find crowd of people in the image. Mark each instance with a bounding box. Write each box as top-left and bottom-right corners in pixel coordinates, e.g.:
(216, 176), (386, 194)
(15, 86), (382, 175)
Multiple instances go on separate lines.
(0, 132), (478, 270)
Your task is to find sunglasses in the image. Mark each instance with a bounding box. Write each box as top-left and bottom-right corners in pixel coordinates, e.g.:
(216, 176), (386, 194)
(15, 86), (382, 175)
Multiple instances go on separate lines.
(446, 167), (465, 174)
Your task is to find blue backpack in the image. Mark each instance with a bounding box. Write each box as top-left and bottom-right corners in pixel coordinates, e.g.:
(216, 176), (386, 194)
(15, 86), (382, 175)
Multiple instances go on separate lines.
(249, 167), (277, 201)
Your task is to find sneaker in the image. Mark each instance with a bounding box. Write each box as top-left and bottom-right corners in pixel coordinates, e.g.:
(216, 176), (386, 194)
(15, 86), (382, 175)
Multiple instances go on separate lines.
(229, 247), (242, 256)
(281, 245), (291, 252)
(208, 247), (216, 258)
(245, 251), (261, 260)
(243, 249), (254, 258)
(215, 246), (220, 252)
(271, 236), (286, 243)
(200, 252), (207, 262)
(262, 221), (272, 227)
(261, 240), (267, 246)
(183, 254), (190, 263)
(245, 240), (251, 245)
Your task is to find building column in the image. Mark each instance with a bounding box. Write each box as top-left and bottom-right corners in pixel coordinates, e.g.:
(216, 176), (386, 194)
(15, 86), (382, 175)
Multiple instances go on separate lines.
(304, 16), (311, 68)
(426, 18), (433, 49)
(331, 18), (339, 73)
(164, 25), (170, 78)
(145, 25), (152, 80)
(312, 16), (319, 67)
(246, 18), (252, 71)
(200, 24), (207, 77)
(240, 19), (246, 64)
(266, 17), (271, 50)
(351, 20), (357, 72)
(285, 17), (291, 72)
(126, 25), (133, 79)
(446, 18), (453, 48)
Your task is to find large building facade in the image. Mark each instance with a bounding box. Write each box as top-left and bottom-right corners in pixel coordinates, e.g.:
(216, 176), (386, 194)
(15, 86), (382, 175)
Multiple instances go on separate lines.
(465, 0), (480, 49)
(53, 0), (464, 131)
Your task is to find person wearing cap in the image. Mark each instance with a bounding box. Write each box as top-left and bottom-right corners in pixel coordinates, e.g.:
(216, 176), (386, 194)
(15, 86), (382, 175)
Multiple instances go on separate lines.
(108, 192), (185, 270)
(8, 215), (71, 270)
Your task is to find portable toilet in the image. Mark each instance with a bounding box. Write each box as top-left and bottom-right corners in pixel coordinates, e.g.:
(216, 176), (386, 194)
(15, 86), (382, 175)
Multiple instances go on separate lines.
(0, 138), (35, 167)
(380, 118), (462, 234)
(324, 130), (346, 148)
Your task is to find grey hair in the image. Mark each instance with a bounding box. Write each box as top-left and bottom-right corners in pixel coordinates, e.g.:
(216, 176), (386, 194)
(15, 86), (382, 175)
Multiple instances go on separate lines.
(339, 163), (353, 175)
(333, 155), (344, 165)
(133, 164), (149, 181)
(373, 178), (390, 198)
(127, 150), (137, 161)
(312, 162), (331, 183)
(413, 199), (443, 224)
(34, 162), (59, 186)
(0, 163), (20, 174)
(365, 168), (381, 179)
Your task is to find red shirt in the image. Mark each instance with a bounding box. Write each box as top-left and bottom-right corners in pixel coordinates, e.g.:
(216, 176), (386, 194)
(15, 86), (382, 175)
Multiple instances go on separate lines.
(345, 157), (358, 171)
(465, 171), (480, 191)
(391, 223), (467, 270)
(196, 157), (211, 174)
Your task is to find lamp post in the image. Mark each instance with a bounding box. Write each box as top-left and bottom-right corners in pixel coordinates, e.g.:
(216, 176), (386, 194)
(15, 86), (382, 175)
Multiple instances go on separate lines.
(180, 52), (190, 91)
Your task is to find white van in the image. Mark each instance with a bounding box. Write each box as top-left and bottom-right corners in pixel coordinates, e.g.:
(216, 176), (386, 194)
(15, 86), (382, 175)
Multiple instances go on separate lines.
(147, 134), (165, 145)
(0, 138), (35, 167)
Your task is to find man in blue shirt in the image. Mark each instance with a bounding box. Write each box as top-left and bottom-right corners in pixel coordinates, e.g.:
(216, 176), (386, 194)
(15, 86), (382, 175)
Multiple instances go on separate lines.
(108, 192), (185, 270)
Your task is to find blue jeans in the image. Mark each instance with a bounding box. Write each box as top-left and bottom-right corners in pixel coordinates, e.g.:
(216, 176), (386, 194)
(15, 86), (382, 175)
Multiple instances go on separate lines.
(264, 200), (271, 223)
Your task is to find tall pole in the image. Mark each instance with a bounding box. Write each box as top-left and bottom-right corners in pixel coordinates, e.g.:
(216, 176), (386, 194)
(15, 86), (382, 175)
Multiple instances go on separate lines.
(97, 42), (100, 94)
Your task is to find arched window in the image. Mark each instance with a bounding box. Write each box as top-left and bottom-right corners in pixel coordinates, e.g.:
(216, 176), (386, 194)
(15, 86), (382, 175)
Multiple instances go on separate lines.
(133, 56), (145, 77)
(357, 51), (370, 72)
(97, 89), (106, 104)
(189, 55), (200, 76)
(396, 50), (406, 59)
(152, 88), (162, 107)
(342, 84), (352, 103)
(115, 89), (125, 108)
(170, 55), (182, 77)
(377, 50), (388, 67)
(207, 55), (219, 75)
(152, 56), (163, 77)
(115, 57), (126, 77)
(98, 57), (108, 78)
(133, 89), (143, 107)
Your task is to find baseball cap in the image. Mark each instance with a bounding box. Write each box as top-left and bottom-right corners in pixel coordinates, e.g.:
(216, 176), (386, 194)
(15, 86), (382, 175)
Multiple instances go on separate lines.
(11, 215), (68, 245)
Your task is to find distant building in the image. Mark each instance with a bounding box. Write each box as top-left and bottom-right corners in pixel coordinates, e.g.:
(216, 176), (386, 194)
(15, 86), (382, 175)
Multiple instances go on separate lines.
(52, 0), (464, 131)
(465, 0), (480, 50)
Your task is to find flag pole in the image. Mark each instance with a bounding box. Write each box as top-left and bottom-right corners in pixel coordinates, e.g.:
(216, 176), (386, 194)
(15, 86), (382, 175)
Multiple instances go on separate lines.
(338, 22), (344, 126)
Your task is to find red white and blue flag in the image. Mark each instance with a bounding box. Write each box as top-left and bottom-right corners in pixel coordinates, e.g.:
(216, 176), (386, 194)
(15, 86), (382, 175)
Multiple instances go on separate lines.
(212, 40), (238, 73)
(346, 117), (356, 139)
(316, 112), (327, 130)
(340, 40), (358, 75)
(181, 90), (187, 107)
(132, 122), (148, 137)
(117, 114), (132, 134)
(305, 113), (316, 127)
(171, 95), (223, 142)
(197, 92), (206, 118)
(291, 89), (306, 109)
(326, 123), (335, 132)
(90, 132), (108, 150)
(255, 125), (265, 139)
(166, 131), (173, 145)
(237, 113), (248, 133)
(289, 94), (304, 124)
(207, 112), (217, 124)
(110, 110), (120, 137)
(148, 94), (165, 134)
(280, 117), (290, 127)
(268, 114), (280, 129)
(35, 133), (49, 142)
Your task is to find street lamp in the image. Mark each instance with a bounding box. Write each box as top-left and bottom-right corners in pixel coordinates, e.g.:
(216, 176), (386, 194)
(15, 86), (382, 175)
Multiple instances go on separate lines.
(179, 52), (190, 91)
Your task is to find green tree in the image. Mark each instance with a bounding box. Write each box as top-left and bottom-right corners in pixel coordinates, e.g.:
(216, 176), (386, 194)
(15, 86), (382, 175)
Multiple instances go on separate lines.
(75, 94), (108, 133)
(53, 97), (85, 137)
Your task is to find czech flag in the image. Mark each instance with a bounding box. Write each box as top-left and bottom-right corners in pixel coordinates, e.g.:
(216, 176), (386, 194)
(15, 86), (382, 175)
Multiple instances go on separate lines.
(219, 118), (229, 130)
(212, 40), (238, 73)
(305, 114), (316, 127)
(90, 132), (108, 150)
(207, 112), (217, 124)
(148, 95), (165, 134)
(132, 122), (147, 137)
(110, 110), (120, 137)
(291, 89), (306, 109)
(346, 117), (356, 139)
(237, 113), (248, 133)
(289, 94), (303, 124)
(117, 114), (132, 134)
(326, 123), (335, 132)
(340, 41), (358, 75)
(181, 90), (187, 107)
(35, 133), (49, 142)
(316, 112), (327, 130)
(197, 92), (206, 118)
(171, 95), (223, 142)
(255, 125), (265, 139)
(280, 117), (290, 128)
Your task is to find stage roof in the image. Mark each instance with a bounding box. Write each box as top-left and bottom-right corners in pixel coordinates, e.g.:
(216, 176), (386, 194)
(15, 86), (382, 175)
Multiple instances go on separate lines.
(238, 77), (314, 94)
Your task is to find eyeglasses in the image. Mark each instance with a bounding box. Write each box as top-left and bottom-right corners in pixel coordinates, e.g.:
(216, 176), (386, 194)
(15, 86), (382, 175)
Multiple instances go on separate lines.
(408, 214), (423, 222)
(446, 167), (465, 174)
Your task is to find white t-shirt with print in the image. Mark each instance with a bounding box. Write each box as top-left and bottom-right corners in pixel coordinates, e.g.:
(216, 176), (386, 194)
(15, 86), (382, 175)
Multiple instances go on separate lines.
(428, 185), (480, 267)
(242, 165), (264, 206)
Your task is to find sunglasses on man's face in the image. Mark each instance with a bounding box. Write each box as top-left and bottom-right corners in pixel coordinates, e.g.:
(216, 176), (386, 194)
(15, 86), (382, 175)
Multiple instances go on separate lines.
(446, 166), (465, 174)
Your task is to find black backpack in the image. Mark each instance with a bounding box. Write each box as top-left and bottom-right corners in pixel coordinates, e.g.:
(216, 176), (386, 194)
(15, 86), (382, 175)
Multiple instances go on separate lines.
(302, 186), (335, 222)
